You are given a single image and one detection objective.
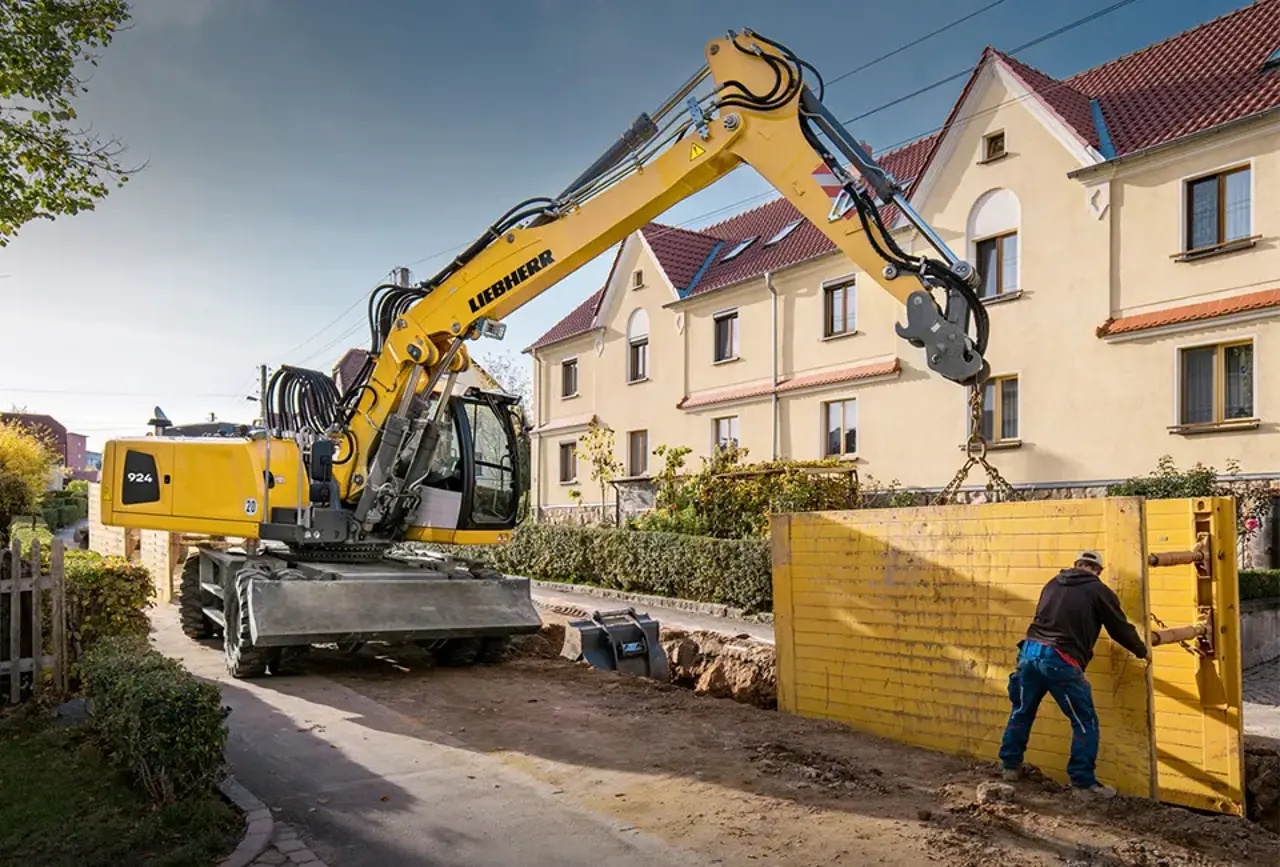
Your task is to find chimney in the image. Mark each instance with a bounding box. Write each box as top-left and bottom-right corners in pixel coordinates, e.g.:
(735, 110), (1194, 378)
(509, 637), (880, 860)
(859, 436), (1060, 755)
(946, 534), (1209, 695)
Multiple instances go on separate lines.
(858, 140), (873, 157)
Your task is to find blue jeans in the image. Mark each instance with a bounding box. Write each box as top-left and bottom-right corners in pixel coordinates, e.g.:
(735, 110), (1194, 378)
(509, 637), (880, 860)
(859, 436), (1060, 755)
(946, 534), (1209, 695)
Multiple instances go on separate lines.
(998, 639), (1101, 788)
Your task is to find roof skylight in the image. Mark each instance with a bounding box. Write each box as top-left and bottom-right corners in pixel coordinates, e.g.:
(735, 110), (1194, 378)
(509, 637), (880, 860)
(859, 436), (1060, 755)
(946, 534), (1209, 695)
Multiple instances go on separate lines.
(719, 236), (758, 263)
(765, 219), (802, 246)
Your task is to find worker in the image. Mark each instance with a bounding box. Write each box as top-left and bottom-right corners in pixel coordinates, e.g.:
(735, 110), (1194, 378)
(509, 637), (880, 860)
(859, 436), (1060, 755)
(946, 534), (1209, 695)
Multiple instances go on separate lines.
(997, 550), (1148, 800)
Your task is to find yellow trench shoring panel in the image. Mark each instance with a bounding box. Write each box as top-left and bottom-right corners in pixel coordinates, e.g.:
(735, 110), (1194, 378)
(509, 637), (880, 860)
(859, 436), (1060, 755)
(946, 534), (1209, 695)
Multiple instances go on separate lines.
(770, 496), (1245, 816)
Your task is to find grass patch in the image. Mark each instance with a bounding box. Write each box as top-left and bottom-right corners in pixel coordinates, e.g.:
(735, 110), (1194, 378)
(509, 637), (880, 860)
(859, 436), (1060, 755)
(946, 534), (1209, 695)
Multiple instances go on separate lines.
(0, 716), (239, 867)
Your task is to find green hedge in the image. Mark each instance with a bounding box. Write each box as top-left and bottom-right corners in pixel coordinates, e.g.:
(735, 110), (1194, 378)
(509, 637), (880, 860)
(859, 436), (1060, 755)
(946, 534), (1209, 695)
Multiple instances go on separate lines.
(9, 523), (53, 551)
(432, 523), (773, 613)
(64, 551), (154, 666)
(1241, 570), (1280, 602)
(82, 637), (228, 803)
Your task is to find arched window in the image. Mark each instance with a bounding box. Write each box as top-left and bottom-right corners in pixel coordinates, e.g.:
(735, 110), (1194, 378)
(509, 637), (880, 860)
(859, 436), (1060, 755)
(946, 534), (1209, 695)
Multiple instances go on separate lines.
(967, 188), (1021, 299)
(627, 308), (649, 383)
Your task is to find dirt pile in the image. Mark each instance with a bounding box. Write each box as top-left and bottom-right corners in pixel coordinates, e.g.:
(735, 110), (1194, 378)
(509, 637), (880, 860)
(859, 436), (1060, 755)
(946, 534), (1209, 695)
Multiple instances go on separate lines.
(661, 628), (776, 708)
(1247, 739), (1280, 831)
(510, 623), (567, 660)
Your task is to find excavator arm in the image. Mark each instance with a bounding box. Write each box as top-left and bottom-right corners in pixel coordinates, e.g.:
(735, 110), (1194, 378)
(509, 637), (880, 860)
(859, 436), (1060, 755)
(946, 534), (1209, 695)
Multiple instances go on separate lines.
(285, 29), (990, 540)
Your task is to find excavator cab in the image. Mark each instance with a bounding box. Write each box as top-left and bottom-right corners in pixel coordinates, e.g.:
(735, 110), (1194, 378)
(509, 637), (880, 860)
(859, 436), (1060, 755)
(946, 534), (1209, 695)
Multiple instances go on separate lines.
(405, 388), (523, 538)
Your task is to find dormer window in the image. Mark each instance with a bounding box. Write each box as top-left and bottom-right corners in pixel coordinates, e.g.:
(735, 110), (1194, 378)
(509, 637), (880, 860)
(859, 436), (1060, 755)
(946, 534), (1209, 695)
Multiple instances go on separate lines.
(982, 131), (1006, 163)
(765, 220), (802, 246)
(720, 236), (757, 263)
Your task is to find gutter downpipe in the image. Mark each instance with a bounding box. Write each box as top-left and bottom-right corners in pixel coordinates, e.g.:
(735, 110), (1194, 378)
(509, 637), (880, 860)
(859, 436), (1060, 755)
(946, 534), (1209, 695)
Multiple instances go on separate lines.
(767, 271), (778, 460)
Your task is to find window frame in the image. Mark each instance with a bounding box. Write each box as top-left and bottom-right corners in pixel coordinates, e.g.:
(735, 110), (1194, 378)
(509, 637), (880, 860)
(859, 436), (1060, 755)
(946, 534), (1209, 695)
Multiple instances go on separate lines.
(765, 219), (802, 246)
(632, 268), (644, 289)
(981, 130), (1007, 163)
(974, 230), (1019, 299)
(557, 440), (578, 484)
(560, 357), (579, 399)
(822, 275), (856, 339)
(967, 373), (1021, 445)
(713, 309), (740, 363)
(627, 429), (649, 476)
(1173, 337), (1257, 428)
(627, 335), (649, 383)
(1181, 163), (1253, 255)
(712, 415), (740, 452)
(719, 237), (757, 263)
(821, 397), (859, 458)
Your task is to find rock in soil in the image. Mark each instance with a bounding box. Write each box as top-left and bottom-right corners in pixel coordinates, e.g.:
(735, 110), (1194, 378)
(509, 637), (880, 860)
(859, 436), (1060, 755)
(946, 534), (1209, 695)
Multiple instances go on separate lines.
(974, 781), (1015, 804)
(661, 628), (776, 708)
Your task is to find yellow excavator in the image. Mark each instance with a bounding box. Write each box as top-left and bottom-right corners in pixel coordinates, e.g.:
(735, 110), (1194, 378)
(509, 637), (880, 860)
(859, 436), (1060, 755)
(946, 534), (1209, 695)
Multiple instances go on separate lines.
(101, 30), (991, 677)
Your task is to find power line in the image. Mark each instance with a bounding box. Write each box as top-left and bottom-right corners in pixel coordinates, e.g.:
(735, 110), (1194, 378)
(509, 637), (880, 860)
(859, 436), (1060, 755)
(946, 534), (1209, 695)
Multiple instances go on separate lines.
(825, 0), (1016, 88)
(840, 0), (1145, 126)
(0, 387), (249, 398)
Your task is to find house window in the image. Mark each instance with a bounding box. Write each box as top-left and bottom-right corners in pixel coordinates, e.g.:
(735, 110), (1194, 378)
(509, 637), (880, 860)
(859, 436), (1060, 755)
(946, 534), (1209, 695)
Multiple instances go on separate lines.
(713, 310), (739, 362)
(628, 338), (649, 382)
(627, 308), (649, 383)
(823, 277), (855, 337)
(1185, 166), (1251, 252)
(628, 430), (648, 476)
(561, 359), (578, 398)
(632, 269), (644, 289)
(713, 416), (740, 451)
(1179, 340), (1254, 425)
(558, 441), (577, 483)
(983, 131), (1006, 162)
(975, 232), (1018, 298)
(971, 374), (1019, 442)
(823, 398), (858, 457)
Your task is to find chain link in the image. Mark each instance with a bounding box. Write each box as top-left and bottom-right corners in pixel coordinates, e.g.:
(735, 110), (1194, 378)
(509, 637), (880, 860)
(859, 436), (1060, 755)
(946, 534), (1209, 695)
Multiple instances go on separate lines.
(932, 385), (1019, 505)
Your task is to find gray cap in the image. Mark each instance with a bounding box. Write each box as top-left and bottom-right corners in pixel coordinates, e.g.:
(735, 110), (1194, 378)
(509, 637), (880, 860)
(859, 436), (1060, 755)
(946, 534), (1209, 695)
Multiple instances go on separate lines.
(1077, 550), (1104, 569)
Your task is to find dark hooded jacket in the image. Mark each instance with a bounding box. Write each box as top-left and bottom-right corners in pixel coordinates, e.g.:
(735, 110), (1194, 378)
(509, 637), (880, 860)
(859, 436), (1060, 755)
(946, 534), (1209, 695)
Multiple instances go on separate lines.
(1024, 568), (1147, 670)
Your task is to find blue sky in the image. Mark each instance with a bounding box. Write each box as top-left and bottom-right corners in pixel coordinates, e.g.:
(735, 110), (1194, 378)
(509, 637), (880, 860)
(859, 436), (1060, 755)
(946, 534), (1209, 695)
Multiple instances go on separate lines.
(0, 0), (1248, 449)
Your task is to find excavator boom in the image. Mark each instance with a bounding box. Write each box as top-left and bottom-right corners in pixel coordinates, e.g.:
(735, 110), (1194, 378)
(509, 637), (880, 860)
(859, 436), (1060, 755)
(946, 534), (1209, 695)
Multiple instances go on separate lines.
(99, 30), (990, 677)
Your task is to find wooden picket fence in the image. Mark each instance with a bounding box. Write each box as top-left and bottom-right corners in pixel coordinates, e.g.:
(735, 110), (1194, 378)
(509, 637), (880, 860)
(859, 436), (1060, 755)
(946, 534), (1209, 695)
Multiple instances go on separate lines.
(0, 538), (67, 704)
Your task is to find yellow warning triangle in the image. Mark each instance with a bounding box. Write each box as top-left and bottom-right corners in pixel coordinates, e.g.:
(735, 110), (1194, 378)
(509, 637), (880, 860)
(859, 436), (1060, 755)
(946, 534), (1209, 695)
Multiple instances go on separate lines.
(689, 142), (706, 161)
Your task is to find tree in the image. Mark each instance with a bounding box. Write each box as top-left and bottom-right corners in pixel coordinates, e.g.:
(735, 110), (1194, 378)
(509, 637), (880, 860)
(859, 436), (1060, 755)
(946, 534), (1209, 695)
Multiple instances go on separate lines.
(0, 0), (137, 245)
(477, 348), (532, 410)
(0, 419), (58, 535)
(579, 420), (622, 523)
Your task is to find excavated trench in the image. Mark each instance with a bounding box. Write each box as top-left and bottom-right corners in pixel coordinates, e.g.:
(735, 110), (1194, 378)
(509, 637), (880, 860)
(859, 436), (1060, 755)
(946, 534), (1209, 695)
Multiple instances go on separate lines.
(512, 614), (1279, 832)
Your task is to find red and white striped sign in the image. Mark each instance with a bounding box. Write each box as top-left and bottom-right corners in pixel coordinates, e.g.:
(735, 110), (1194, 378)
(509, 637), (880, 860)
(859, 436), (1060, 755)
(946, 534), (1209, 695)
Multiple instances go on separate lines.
(812, 162), (859, 221)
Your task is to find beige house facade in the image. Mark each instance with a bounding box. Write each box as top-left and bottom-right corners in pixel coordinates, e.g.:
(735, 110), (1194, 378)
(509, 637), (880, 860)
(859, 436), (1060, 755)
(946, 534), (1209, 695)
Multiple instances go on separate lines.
(526, 2), (1280, 519)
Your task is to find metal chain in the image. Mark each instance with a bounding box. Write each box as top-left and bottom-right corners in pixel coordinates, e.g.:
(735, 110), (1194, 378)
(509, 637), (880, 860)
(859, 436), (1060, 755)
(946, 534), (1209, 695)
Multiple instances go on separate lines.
(1148, 612), (1204, 658)
(932, 385), (1019, 505)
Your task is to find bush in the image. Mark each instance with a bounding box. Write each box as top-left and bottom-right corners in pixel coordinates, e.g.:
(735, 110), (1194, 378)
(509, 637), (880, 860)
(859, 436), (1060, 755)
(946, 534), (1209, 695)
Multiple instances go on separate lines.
(41, 506), (61, 528)
(64, 551), (153, 663)
(58, 503), (79, 527)
(1241, 570), (1280, 602)
(434, 522), (773, 612)
(66, 479), (89, 496)
(82, 636), (228, 803)
(9, 522), (53, 551)
(0, 421), (58, 535)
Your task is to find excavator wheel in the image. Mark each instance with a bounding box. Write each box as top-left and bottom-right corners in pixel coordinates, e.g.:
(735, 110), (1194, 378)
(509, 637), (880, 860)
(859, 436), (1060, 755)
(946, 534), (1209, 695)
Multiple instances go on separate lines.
(224, 571), (268, 679)
(178, 553), (218, 640)
(436, 637), (482, 667)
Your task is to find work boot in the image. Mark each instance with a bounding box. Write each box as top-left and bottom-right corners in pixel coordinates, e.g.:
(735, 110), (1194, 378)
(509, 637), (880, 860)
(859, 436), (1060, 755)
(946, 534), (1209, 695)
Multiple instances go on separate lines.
(1000, 765), (1022, 782)
(1072, 783), (1117, 800)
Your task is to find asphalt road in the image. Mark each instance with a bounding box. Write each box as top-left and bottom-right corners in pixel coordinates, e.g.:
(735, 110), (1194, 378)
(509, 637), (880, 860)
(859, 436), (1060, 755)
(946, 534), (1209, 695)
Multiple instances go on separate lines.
(152, 612), (706, 867)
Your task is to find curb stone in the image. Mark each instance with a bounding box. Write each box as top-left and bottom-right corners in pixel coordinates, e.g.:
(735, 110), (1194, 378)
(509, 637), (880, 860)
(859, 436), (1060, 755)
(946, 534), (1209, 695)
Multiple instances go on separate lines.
(219, 776), (274, 867)
(529, 578), (774, 624)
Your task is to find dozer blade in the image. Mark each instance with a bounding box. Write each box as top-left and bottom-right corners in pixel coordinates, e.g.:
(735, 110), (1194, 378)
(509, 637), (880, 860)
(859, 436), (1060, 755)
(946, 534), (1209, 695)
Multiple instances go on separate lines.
(562, 607), (669, 681)
(244, 566), (542, 647)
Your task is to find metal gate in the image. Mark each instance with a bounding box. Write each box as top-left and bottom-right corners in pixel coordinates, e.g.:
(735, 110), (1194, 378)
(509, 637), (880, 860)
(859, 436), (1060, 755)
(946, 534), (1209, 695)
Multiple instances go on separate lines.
(771, 496), (1245, 815)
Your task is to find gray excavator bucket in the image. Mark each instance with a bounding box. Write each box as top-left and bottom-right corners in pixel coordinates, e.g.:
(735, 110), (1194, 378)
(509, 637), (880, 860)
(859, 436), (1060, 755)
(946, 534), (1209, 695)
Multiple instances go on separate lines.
(561, 607), (669, 681)
(243, 559), (543, 647)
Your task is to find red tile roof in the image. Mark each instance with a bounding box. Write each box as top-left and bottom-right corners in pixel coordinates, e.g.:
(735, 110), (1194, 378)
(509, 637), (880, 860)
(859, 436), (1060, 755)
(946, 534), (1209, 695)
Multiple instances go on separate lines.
(534, 2), (1280, 350)
(1068, 0), (1280, 156)
(528, 285), (605, 351)
(677, 359), (900, 410)
(1096, 288), (1280, 337)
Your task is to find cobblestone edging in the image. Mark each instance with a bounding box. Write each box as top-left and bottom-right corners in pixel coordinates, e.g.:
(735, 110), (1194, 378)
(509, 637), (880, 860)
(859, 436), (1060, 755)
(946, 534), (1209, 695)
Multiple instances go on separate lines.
(218, 776), (329, 867)
(530, 579), (774, 624)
